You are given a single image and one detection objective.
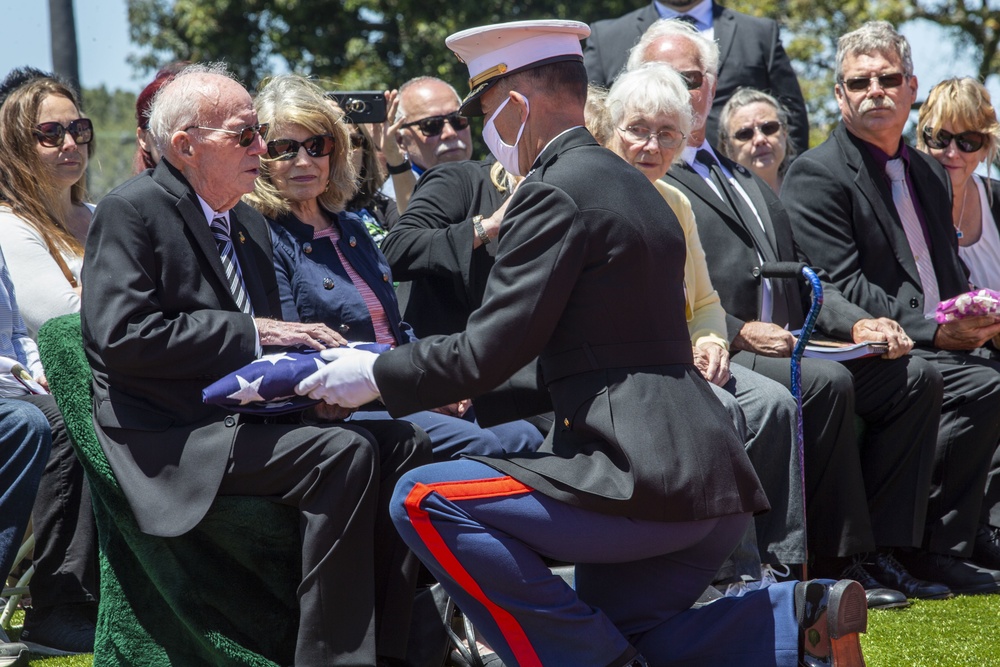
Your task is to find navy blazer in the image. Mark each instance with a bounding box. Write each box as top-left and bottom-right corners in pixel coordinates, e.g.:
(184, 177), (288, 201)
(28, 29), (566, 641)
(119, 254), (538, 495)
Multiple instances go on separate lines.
(269, 211), (416, 346)
(583, 1), (809, 153)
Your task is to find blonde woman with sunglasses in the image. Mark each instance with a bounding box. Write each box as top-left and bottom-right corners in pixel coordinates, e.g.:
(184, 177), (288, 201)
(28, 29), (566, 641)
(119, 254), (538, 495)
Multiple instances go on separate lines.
(917, 77), (1000, 292)
(0, 68), (95, 338)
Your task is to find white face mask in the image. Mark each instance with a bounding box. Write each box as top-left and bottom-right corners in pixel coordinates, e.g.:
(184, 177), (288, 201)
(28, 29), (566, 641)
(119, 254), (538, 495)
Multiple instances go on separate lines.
(483, 95), (529, 177)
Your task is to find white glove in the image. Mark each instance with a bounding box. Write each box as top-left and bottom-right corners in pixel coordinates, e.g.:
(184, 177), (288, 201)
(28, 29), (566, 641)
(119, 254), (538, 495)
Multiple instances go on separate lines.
(295, 346), (380, 408)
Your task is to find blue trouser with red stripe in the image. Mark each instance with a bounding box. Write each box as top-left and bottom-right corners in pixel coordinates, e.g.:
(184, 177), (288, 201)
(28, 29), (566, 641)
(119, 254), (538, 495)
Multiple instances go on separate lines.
(390, 459), (801, 667)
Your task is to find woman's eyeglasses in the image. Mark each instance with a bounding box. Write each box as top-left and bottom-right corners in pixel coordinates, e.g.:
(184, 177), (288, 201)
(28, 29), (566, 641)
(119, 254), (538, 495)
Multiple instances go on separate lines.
(34, 118), (94, 148)
(838, 73), (906, 93)
(266, 134), (336, 160)
(401, 112), (470, 137)
(731, 120), (783, 143)
(618, 124), (686, 150)
(186, 123), (269, 147)
(922, 127), (987, 153)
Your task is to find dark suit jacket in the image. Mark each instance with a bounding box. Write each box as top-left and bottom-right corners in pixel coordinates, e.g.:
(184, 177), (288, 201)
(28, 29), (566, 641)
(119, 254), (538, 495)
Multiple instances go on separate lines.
(373, 128), (768, 523)
(81, 159), (281, 537)
(782, 124), (966, 346)
(583, 1), (809, 153)
(381, 159), (504, 338)
(665, 152), (869, 342)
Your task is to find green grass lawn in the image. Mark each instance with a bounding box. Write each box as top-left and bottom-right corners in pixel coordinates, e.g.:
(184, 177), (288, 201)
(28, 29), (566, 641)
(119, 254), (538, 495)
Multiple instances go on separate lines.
(9, 594), (1000, 666)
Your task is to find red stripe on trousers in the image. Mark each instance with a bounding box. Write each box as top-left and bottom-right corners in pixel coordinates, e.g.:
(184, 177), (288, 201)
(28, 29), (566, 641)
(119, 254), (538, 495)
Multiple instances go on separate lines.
(404, 477), (542, 667)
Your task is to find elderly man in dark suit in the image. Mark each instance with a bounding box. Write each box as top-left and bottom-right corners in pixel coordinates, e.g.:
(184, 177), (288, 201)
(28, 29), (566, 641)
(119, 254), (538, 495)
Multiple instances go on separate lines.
(783, 21), (1000, 594)
(584, 0), (809, 153)
(299, 19), (868, 667)
(632, 19), (953, 607)
(80, 64), (431, 667)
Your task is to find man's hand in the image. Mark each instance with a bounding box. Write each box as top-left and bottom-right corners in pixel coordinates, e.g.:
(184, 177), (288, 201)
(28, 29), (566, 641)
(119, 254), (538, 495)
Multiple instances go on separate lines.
(732, 321), (796, 357)
(255, 318), (347, 351)
(366, 89), (406, 166)
(693, 342), (730, 386)
(851, 317), (912, 359)
(296, 346), (380, 408)
(934, 315), (1000, 351)
(431, 398), (472, 417)
(472, 180), (520, 250)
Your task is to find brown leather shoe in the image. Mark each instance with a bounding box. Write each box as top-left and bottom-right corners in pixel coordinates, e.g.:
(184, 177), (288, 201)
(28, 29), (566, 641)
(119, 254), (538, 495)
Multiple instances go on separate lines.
(797, 579), (867, 667)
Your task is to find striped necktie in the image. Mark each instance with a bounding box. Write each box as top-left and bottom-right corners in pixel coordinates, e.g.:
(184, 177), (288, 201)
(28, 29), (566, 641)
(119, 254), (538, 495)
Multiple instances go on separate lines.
(885, 158), (939, 315)
(210, 216), (253, 315)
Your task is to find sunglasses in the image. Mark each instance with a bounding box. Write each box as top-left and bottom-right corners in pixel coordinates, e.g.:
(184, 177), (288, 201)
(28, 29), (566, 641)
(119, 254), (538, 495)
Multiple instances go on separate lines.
(922, 127), (987, 153)
(266, 134), (336, 160)
(839, 72), (906, 93)
(187, 123), (269, 147)
(679, 70), (705, 91)
(731, 120), (783, 143)
(34, 118), (94, 148)
(401, 112), (470, 137)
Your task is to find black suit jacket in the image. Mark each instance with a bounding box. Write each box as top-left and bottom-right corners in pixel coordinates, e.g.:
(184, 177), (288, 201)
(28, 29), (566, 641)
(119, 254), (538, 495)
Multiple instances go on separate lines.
(665, 152), (869, 342)
(782, 124), (966, 346)
(381, 159), (504, 338)
(373, 128), (768, 523)
(81, 159), (281, 537)
(583, 1), (809, 153)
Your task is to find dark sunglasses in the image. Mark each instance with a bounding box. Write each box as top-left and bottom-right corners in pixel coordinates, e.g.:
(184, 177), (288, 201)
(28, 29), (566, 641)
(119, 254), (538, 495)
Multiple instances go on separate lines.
(187, 123), (269, 147)
(922, 127), (987, 153)
(731, 120), (783, 143)
(34, 118), (94, 148)
(839, 72), (906, 93)
(401, 112), (470, 137)
(679, 70), (705, 91)
(266, 134), (336, 160)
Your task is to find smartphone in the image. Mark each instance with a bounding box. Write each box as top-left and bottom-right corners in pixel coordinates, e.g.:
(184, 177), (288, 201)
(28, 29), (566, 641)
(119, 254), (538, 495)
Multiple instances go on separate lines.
(326, 91), (387, 124)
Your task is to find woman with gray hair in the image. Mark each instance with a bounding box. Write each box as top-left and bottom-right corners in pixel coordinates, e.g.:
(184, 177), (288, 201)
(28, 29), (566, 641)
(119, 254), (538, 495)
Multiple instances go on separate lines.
(718, 87), (796, 193)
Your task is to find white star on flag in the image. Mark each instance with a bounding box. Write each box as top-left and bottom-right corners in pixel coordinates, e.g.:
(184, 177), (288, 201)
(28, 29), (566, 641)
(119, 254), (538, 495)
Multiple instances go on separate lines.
(251, 352), (296, 366)
(227, 374), (266, 405)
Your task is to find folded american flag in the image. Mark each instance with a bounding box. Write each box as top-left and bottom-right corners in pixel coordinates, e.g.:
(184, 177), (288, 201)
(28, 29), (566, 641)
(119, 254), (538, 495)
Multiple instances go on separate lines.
(202, 343), (390, 415)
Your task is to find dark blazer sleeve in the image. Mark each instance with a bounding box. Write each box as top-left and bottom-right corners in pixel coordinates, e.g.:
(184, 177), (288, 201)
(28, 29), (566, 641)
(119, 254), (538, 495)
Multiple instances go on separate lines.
(374, 181), (588, 417)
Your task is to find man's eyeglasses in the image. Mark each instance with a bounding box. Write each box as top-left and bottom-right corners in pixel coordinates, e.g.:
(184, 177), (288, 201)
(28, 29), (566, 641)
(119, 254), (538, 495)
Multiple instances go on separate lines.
(266, 134), (336, 160)
(186, 123), (269, 147)
(618, 124), (686, 150)
(838, 73), (907, 93)
(401, 112), (470, 137)
(678, 70), (705, 91)
(731, 120), (783, 143)
(922, 127), (987, 153)
(34, 118), (94, 148)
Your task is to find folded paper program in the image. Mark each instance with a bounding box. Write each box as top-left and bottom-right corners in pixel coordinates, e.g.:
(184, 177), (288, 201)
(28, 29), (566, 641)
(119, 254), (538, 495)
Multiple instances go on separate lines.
(935, 288), (1000, 324)
(202, 343), (390, 414)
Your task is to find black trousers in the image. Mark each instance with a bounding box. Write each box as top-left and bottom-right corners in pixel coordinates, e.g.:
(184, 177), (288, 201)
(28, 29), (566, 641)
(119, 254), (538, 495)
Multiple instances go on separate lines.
(13, 393), (99, 610)
(910, 347), (1000, 556)
(218, 417), (432, 667)
(732, 352), (941, 558)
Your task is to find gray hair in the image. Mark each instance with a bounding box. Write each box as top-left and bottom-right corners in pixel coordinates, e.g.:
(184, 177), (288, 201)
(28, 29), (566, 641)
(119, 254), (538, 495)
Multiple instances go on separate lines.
(396, 76), (462, 122)
(605, 62), (694, 151)
(717, 87), (797, 172)
(835, 21), (913, 82)
(147, 62), (241, 154)
(626, 18), (719, 84)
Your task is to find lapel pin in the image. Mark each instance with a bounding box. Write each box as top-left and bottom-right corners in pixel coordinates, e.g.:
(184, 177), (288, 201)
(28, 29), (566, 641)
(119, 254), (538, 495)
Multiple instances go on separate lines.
(238, 231), (246, 243)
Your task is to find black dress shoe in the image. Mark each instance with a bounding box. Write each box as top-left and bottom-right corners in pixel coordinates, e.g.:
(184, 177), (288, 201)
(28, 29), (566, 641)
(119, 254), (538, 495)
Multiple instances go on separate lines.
(796, 579), (867, 667)
(863, 551), (953, 600)
(898, 550), (1000, 595)
(840, 560), (909, 609)
(972, 524), (1000, 571)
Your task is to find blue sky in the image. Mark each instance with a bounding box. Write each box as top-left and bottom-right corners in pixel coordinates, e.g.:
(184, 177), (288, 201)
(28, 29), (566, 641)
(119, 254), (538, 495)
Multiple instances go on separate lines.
(1, 2), (997, 102)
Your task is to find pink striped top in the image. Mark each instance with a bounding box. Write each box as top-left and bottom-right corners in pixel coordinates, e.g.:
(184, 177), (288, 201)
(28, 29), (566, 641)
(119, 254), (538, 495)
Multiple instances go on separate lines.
(313, 226), (396, 346)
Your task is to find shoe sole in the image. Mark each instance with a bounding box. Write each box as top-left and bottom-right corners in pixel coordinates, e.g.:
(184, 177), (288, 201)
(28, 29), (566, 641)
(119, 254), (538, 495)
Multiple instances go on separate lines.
(827, 580), (867, 667)
(0, 646), (29, 667)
